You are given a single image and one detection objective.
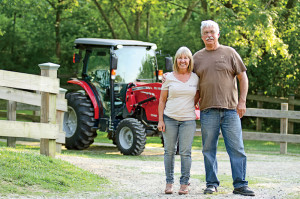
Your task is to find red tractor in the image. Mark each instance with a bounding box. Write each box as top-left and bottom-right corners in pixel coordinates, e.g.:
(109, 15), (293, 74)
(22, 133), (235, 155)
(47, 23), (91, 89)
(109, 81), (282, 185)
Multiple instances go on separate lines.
(63, 38), (173, 155)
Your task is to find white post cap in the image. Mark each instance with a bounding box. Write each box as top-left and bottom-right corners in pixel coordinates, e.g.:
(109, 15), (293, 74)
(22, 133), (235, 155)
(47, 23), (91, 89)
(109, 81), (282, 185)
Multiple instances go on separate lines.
(39, 62), (60, 70)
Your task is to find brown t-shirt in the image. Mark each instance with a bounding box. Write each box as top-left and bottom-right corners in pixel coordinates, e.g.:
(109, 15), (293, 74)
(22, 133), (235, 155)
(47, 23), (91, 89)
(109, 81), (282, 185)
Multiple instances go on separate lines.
(193, 45), (247, 111)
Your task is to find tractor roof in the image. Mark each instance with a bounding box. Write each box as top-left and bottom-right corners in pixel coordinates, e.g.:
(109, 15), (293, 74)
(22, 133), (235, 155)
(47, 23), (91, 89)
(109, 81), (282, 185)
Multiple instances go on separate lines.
(75, 38), (156, 48)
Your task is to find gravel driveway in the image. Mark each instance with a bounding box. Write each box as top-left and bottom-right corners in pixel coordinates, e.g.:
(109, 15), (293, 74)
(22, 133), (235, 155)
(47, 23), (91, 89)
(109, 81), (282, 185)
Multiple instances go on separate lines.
(57, 143), (300, 199)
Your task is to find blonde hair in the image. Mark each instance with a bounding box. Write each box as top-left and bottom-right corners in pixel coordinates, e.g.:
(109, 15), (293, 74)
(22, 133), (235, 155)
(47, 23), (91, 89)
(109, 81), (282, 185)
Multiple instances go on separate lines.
(200, 20), (220, 36)
(173, 46), (194, 73)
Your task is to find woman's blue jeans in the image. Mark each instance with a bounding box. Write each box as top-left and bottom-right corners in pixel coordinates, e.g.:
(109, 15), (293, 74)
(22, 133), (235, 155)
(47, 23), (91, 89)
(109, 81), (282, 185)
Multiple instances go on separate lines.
(200, 108), (248, 188)
(162, 115), (195, 185)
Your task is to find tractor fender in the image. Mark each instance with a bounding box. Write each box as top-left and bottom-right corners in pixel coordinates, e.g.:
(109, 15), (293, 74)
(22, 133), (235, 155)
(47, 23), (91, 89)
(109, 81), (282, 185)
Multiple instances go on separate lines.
(67, 79), (99, 119)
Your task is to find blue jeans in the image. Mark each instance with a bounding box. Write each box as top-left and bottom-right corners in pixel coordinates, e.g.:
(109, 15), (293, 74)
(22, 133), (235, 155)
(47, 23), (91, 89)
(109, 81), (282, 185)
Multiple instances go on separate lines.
(200, 108), (248, 188)
(162, 115), (196, 185)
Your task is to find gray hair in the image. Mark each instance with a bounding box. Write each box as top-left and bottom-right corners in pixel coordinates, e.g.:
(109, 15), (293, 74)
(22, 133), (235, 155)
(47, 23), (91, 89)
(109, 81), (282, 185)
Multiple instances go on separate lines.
(173, 46), (194, 73)
(200, 20), (220, 35)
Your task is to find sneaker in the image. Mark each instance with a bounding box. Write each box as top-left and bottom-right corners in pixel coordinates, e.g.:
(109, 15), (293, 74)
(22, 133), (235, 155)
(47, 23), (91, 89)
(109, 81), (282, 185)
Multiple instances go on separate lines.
(204, 185), (217, 194)
(233, 186), (255, 196)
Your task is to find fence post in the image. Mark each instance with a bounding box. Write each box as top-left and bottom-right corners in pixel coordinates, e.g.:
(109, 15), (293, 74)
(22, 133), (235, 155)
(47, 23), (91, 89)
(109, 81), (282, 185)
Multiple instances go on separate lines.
(288, 94), (294, 134)
(6, 101), (17, 147)
(56, 88), (67, 153)
(280, 103), (288, 154)
(256, 90), (263, 131)
(39, 63), (60, 157)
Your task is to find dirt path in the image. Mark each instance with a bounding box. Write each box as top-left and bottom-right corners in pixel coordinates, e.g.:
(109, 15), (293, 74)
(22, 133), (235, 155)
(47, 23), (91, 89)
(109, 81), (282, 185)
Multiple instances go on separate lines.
(57, 143), (300, 199)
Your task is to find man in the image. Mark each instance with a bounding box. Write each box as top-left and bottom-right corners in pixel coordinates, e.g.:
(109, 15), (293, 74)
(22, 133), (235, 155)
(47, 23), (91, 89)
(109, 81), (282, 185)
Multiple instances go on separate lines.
(193, 20), (255, 196)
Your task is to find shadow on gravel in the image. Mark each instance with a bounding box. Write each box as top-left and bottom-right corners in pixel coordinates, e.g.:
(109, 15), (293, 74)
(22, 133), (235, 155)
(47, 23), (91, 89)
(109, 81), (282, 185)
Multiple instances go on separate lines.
(61, 144), (165, 161)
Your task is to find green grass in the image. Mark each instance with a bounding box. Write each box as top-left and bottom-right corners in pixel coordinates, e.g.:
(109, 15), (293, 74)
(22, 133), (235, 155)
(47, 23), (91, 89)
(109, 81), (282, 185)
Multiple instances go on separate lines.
(0, 147), (109, 197)
(95, 131), (300, 155)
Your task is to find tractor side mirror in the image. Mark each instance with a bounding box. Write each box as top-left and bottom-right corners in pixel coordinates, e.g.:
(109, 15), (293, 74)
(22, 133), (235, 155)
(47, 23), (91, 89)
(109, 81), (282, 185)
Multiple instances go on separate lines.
(165, 57), (173, 71)
(111, 54), (118, 70)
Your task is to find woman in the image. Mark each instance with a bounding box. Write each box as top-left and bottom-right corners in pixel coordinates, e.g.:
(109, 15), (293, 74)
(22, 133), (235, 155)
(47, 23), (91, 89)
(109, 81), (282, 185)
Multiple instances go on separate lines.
(158, 46), (200, 195)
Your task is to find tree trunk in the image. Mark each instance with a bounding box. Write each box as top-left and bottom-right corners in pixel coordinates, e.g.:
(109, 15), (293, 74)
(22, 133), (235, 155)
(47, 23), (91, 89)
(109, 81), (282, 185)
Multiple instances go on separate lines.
(146, 8), (150, 40)
(114, 6), (134, 39)
(181, 1), (200, 27)
(135, 11), (142, 39)
(284, 0), (296, 19)
(224, 0), (232, 8)
(11, 12), (16, 55)
(93, 0), (117, 38)
(55, 0), (62, 61)
(201, 0), (208, 13)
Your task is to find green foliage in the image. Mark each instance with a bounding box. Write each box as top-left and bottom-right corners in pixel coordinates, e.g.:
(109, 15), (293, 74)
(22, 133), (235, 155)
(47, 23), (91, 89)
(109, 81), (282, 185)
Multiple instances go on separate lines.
(0, 148), (109, 197)
(0, 0), (298, 106)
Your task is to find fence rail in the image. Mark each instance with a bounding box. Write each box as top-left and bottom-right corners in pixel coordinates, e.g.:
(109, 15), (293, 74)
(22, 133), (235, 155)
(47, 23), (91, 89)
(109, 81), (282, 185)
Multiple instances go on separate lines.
(0, 86), (67, 111)
(0, 63), (67, 157)
(244, 108), (300, 119)
(247, 94), (300, 106)
(195, 99), (300, 154)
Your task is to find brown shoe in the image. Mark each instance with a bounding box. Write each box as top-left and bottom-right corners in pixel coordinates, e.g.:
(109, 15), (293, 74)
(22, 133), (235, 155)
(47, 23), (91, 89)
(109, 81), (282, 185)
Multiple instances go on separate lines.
(178, 184), (189, 195)
(165, 184), (173, 194)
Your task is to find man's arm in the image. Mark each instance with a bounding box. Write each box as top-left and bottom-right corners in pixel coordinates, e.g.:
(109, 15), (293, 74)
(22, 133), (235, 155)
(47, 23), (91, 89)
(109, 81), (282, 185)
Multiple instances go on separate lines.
(236, 71), (248, 118)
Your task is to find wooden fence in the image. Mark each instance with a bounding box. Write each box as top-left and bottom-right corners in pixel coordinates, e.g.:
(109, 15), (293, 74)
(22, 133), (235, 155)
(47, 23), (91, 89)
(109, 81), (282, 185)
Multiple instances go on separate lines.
(196, 94), (300, 154)
(247, 92), (300, 133)
(243, 103), (300, 154)
(0, 63), (67, 157)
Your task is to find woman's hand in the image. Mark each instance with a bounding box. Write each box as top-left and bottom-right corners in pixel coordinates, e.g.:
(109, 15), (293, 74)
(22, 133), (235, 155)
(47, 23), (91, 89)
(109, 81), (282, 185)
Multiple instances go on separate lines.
(157, 121), (165, 132)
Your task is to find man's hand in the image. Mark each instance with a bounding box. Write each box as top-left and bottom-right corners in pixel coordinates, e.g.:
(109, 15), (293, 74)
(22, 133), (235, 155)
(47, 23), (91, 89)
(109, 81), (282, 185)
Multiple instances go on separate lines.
(162, 72), (170, 83)
(236, 101), (246, 118)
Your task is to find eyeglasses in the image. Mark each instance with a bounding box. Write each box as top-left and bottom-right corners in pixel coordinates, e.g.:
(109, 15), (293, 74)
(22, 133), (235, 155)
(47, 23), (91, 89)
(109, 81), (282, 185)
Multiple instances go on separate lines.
(203, 30), (217, 35)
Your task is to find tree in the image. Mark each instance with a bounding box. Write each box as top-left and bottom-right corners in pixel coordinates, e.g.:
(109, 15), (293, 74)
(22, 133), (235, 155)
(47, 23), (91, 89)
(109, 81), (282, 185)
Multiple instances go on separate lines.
(45, 0), (79, 62)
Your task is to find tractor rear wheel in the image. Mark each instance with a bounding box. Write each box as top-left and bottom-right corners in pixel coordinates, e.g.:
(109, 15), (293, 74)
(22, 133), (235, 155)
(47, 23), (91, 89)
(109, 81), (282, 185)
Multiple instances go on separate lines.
(63, 92), (97, 150)
(115, 118), (146, 155)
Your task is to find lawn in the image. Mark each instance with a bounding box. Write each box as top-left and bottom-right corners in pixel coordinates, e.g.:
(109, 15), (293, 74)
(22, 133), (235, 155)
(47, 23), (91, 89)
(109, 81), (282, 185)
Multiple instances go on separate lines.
(0, 145), (109, 198)
(95, 131), (300, 155)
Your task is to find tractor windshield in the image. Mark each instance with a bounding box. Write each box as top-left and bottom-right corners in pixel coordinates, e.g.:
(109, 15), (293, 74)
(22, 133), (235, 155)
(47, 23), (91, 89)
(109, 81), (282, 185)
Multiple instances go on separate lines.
(114, 46), (157, 83)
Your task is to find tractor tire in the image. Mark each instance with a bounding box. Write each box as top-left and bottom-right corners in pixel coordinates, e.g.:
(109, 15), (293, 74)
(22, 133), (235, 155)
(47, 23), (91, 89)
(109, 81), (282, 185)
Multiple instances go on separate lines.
(115, 118), (146, 155)
(63, 92), (97, 150)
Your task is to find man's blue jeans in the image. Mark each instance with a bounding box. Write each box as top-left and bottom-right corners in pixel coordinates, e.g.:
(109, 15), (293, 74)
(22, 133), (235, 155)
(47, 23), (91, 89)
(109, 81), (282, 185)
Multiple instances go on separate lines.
(162, 115), (195, 185)
(200, 108), (248, 188)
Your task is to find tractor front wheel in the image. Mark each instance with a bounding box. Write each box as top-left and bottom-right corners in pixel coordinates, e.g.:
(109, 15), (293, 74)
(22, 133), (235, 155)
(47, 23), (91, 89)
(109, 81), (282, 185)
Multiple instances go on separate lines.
(115, 118), (146, 155)
(63, 92), (97, 150)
